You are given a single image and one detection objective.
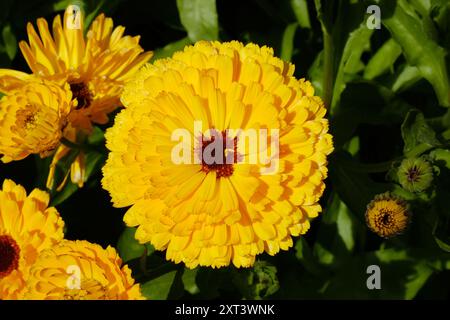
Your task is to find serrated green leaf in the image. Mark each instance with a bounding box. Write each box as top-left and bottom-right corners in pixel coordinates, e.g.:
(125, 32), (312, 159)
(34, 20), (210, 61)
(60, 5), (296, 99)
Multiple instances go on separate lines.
(401, 110), (440, 157)
(176, 0), (218, 42)
(377, 0), (450, 106)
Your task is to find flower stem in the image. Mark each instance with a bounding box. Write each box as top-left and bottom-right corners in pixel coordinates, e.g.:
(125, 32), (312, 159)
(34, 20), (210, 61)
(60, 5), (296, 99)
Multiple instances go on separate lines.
(140, 247), (148, 276)
(322, 30), (334, 111)
(61, 137), (104, 153)
(60, 137), (82, 150)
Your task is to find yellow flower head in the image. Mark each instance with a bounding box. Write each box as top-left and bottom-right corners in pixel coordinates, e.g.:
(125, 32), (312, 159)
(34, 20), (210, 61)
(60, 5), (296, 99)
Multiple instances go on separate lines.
(25, 240), (143, 300)
(0, 80), (72, 163)
(365, 192), (410, 238)
(0, 7), (153, 132)
(0, 179), (64, 299)
(102, 41), (333, 268)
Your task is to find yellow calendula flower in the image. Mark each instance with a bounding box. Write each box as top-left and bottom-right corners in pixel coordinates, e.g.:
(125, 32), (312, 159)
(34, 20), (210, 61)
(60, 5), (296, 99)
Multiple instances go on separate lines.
(0, 80), (73, 163)
(365, 192), (411, 238)
(0, 179), (64, 299)
(26, 240), (143, 300)
(102, 41), (333, 268)
(0, 7), (152, 131)
(0, 6), (152, 188)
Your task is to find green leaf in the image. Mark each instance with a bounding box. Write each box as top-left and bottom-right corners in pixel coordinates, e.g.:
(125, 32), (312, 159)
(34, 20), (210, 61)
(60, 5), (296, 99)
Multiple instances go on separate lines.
(290, 0), (311, 28)
(308, 51), (324, 97)
(48, 148), (80, 193)
(434, 236), (450, 252)
(364, 39), (402, 80)
(117, 227), (155, 263)
(176, 0), (219, 42)
(280, 23), (298, 62)
(314, 0), (374, 111)
(141, 270), (178, 300)
(84, 151), (105, 177)
(151, 37), (192, 62)
(50, 151), (105, 206)
(329, 151), (389, 217)
(195, 268), (229, 298)
(377, 0), (450, 106)
(323, 248), (438, 299)
(87, 126), (105, 145)
(312, 193), (364, 270)
(51, 182), (78, 207)
(430, 148), (450, 169)
(401, 110), (440, 157)
(331, 22), (373, 111)
(295, 237), (327, 275)
(53, 0), (86, 12)
(181, 268), (199, 295)
(2, 24), (16, 60)
(83, 0), (121, 30)
(390, 65), (422, 93)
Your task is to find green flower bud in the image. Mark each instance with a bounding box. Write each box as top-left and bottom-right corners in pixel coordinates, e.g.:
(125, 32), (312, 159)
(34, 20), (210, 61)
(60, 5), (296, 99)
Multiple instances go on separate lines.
(397, 157), (433, 193)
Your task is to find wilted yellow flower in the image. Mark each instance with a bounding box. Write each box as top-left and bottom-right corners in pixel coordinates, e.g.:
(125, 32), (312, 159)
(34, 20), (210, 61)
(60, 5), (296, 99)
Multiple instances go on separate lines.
(0, 7), (152, 188)
(26, 240), (143, 300)
(0, 179), (64, 299)
(103, 41), (333, 268)
(0, 80), (72, 162)
(365, 192), (410, 238)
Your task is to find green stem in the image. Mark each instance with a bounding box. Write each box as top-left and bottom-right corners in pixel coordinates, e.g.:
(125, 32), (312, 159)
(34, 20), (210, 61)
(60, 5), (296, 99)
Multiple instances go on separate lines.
(60, 137), (83, 150)
(140, 247), (148, 276)
(322, 30), (334, 111)
(60, 137), (104, 153)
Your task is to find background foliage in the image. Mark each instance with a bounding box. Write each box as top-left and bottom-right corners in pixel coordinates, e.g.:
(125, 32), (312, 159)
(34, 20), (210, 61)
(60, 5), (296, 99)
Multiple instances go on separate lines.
(1, 0), (450, 299)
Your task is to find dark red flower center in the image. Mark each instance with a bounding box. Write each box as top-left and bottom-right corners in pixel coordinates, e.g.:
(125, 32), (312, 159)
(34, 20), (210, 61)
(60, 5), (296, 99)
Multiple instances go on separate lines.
(0, 235), (20, 278)
(198, 130), (239, 178)
(407, 165), (420, 182)
(70, 82), (92, 109)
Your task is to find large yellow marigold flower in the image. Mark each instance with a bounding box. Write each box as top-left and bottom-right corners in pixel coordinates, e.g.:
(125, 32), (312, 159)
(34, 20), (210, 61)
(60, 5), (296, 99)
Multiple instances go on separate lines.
(0, 179), (64, 299)
(102, 41), (333, 268)
(25, 240), (143, 300)
(0, 80), (73, 163)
